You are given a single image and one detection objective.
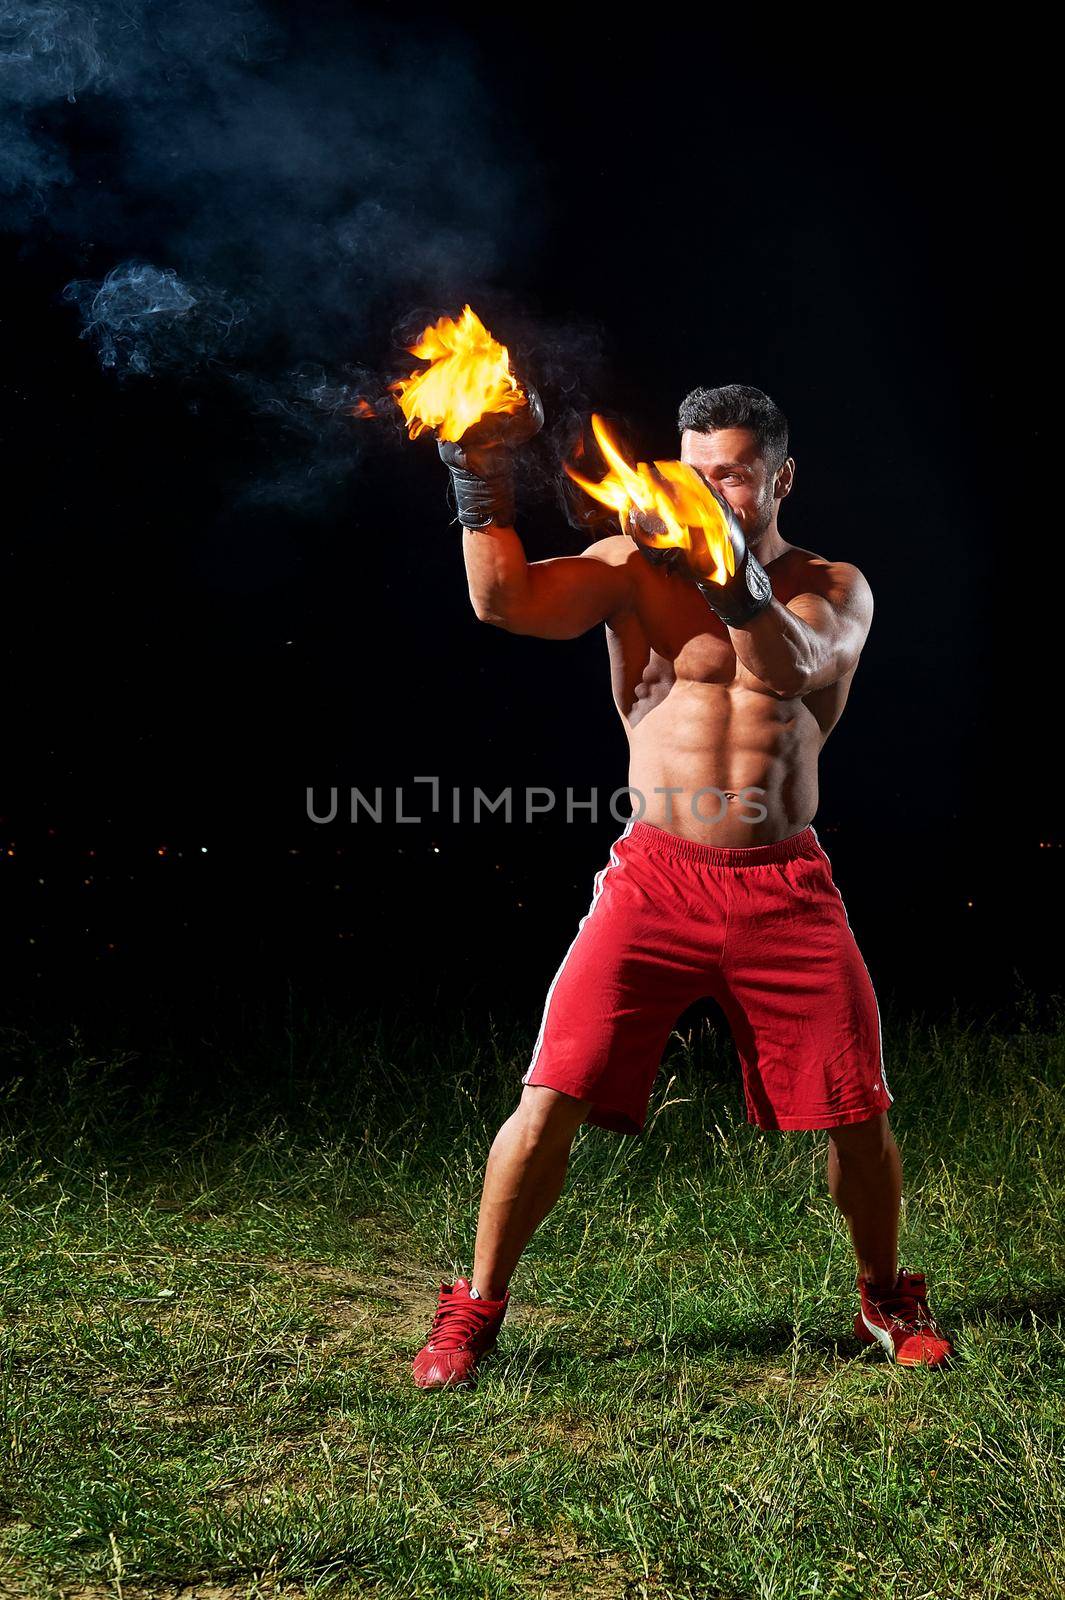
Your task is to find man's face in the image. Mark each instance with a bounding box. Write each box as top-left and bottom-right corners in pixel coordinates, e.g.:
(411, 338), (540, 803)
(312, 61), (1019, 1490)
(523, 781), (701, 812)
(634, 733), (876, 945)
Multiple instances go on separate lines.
(679, 425), (787, 545)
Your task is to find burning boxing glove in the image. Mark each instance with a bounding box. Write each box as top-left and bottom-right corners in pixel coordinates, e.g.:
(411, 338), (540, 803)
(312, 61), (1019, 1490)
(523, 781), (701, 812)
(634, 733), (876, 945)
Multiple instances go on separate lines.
(437, 385), (545, 530)
(625, 471), (773, 628)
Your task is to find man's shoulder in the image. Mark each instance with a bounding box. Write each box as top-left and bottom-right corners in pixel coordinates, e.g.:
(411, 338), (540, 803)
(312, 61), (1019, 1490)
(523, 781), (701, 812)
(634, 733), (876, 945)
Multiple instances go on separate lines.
(578, 531), (638, 567)
(776, 545), (872, 605)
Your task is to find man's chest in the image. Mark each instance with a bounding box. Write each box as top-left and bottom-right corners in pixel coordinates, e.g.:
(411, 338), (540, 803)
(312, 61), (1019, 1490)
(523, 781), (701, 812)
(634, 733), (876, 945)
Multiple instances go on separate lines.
(616, 551), (819, 688)
(607, 594), (774, 700)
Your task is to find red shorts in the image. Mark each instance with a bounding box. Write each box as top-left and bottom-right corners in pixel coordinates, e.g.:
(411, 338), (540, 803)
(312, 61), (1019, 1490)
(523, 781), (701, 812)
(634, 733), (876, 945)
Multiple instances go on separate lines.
(521, 818), (892, 1135)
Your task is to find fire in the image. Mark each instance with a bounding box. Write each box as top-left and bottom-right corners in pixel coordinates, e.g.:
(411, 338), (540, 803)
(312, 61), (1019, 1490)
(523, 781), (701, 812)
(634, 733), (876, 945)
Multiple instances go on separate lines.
(389, 304), (526, 442)
(349, 398), (377, 419)
(565, 414), (736, 587)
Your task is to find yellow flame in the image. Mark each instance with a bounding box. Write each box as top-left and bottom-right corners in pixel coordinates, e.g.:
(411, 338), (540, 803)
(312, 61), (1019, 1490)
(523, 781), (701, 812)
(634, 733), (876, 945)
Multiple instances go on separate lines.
(389, 304), (525, 442)
(566, 414), (736, 586)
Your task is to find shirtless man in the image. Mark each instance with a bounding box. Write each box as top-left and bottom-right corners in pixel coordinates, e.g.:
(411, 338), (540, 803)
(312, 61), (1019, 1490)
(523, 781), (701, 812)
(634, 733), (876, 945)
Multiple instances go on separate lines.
(412, 383), (953, 1388)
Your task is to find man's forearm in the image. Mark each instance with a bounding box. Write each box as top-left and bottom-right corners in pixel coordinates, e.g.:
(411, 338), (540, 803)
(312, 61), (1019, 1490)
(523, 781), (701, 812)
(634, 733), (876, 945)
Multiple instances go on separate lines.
(726, 600), (823, 696)
(462, 523), (531, 625)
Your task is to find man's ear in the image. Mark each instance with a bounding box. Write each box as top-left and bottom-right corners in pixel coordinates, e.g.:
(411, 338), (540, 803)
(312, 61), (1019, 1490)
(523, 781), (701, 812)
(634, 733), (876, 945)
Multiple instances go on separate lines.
(774, 456), (796, 500)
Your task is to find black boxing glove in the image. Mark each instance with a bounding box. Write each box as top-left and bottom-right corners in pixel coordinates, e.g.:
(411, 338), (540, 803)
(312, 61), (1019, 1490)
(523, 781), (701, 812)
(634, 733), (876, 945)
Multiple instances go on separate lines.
(692, 476), (773, 628)
(626, 470), (773, 628)
(625, 524), (692, 581)
(437, 385), (544, 530)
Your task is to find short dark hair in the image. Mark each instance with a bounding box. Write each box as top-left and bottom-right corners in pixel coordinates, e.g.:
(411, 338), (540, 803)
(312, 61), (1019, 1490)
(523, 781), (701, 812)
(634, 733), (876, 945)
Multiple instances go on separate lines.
(677, 384), (789, 473)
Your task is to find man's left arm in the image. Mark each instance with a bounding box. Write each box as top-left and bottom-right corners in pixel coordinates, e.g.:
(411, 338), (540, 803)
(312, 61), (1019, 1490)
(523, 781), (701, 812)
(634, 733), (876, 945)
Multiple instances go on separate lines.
(728, 563), (874, 697)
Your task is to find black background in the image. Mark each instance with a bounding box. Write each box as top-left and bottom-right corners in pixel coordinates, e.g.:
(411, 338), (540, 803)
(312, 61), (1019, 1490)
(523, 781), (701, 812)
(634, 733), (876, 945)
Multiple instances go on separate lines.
(0, 7), (1054, 1041)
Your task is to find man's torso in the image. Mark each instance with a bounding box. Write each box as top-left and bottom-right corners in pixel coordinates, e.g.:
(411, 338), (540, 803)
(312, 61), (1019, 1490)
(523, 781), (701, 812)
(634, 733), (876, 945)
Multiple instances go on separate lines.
(604, 541), (857, 846)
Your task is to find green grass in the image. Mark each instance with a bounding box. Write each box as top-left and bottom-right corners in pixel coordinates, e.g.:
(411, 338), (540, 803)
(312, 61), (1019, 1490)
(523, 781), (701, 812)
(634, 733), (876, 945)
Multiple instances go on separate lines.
(1, 989), (1063, 1599)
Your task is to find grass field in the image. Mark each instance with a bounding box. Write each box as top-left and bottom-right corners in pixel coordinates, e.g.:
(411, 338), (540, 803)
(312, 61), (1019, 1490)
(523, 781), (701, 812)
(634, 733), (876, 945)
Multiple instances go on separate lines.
(1, 988), (1063, 1599)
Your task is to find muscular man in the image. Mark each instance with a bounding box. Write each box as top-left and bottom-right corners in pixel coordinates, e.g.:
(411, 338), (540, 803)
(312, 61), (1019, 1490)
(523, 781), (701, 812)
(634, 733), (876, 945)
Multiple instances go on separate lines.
(412, 383), (953, 1388)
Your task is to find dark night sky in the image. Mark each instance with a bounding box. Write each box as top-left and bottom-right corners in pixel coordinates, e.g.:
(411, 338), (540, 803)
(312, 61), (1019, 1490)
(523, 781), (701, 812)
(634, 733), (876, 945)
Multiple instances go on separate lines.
(0, 6), (1054, 1026)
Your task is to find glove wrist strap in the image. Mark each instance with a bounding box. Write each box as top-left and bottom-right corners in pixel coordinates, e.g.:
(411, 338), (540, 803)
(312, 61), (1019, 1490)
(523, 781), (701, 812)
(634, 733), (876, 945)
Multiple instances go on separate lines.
(446, 464), (516, 531)
(696, 549), (773, 627)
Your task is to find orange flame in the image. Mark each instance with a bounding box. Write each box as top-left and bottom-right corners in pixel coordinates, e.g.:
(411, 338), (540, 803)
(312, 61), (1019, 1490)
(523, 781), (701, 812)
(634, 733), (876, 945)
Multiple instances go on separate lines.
(389, 304), (525, 442)
(349, 398), (377, 419)
(565, 414), (736, 587)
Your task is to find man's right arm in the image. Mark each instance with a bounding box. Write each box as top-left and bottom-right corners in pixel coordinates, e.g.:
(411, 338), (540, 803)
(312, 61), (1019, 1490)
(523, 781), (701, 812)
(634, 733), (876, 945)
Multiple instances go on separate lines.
(463, 525), (637, 639)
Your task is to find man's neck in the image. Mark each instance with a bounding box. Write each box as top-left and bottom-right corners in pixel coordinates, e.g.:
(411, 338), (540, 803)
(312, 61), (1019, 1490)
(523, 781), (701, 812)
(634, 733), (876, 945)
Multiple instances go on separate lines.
(751, 525), (791, 566)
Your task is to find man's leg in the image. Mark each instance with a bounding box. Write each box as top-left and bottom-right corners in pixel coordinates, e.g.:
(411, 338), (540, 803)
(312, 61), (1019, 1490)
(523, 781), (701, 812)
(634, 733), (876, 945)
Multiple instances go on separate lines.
(826, 1111), (902, 1291)
(471, 1083), (593, 1301)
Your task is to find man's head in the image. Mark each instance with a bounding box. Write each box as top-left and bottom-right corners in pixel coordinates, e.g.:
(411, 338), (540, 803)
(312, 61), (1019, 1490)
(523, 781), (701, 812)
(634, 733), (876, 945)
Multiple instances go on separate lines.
(677, 383), (794, 546)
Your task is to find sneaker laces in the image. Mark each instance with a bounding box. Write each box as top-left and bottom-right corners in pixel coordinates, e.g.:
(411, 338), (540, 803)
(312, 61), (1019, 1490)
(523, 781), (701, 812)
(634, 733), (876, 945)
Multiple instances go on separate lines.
(867, 1275), (940, 1335)
(426, 1287), (499, 1351)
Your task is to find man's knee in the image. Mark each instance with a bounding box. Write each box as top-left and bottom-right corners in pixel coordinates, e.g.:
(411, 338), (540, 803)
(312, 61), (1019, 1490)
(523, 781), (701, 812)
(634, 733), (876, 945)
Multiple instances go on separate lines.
(827, 1111), (895, 1162)
(516, 1083), (594, 1141)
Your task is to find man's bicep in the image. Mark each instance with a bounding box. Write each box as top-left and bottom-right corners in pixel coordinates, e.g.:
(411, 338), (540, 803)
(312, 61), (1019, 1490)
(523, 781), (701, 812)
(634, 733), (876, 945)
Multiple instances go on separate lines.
(785, 565), (874, 681)
(510, 537), (637, 638)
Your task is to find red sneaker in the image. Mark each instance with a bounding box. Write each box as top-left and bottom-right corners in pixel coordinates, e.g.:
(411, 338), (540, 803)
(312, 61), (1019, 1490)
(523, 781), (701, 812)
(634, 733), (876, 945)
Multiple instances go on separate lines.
(854, 1269), (955, 1367)
(411, 1277), (510, 1389)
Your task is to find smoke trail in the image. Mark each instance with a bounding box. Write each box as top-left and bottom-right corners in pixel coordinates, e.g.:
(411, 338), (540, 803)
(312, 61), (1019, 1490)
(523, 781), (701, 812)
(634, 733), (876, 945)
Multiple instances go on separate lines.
(61, 261), (245, 373)
(0, 2), (560, 505)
